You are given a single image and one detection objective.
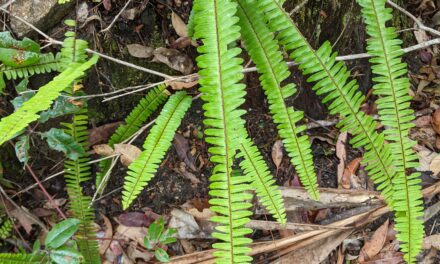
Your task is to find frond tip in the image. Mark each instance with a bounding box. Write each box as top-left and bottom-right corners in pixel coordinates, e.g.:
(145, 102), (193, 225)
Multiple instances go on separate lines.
(122, 91), (192, 209)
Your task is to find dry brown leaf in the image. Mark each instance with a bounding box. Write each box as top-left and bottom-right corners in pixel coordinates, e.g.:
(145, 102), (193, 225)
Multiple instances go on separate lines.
(152, 47), (193, 74)
(341, 158), (362, 189)
(173, 134), (197, 170)
(127, 44), (153, 59)
(424, 234), (440, 250)
(169, 209), (207, 239)
(103, 0), (112, 11)
(10, 208), (39, 234)
(168, 79), (198, 90)
(416, 144), (438, 171)
(359, 219), (389, 262)
(272, 140), (283, 171)
(89, 122), (122, 146)
(429, 155), (440, 177)
(432, 108), (440, 135)
(93, 144), (114, 156)
(171, 12), (188, 38)
(115, 224), (147, 245)
(336, 132), (348, 184)
(414, 115), (432, 127)
(99, 214), (113, 255)
(186, 208), (216, 220)
(114, 144), (142, 166)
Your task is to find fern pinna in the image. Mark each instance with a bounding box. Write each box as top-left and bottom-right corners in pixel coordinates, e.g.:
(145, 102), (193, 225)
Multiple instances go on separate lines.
(96, 84), (169, 192)
(357, 0), (424, 261)
(122, 91), (192, 209)
(236, 0), (319, 200)
(0, 253), (49, 263)
(192, 0), (255, 262)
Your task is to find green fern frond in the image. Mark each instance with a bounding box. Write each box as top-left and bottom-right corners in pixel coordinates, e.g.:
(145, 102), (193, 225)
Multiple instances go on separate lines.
(236, 0), (319, 200)
(259, 0), (396, 206)
(62, 109), (101, 264)
(0, 53), (62, 82)
(193, 0), (253, 262)
(238, 138), (286, 224)
(60, 31), (89, 66)
(0, 253), (49, 263)
(122, 92), (192, 209)
(0, 218), (13, 240)
(95, 84), (169, 190)
(0, 56), (98, 146)
(357, 0), (424, 262)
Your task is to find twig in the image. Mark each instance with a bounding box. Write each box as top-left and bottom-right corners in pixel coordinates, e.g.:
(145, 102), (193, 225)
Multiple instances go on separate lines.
(1, 0), (16, 9)
(387, 0), (440, 37)
(289, 0), (309, 16)
(100, 0), (133, 33)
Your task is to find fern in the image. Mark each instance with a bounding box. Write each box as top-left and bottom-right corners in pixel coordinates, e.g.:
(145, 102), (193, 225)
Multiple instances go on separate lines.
(122, 91), (192, 209)
(0, 56), (98, 146)
(192, 0), (254, 262)
(357, 0), (424, 262)
(0, 253), (49, 263)
(258, 0), (396, 207)
(236, 0), (319, 200)
(95, 84), (169, 191)
(238, 138), (286, 224)
(0, 218), (13, 240)
(62, 109), (101, 264)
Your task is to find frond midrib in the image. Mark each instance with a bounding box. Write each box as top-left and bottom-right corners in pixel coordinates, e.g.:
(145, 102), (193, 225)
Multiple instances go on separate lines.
(237, 0), (318, 199)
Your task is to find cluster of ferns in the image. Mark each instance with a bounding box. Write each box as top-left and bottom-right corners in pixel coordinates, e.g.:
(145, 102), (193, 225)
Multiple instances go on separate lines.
(0, 0), (425, 263)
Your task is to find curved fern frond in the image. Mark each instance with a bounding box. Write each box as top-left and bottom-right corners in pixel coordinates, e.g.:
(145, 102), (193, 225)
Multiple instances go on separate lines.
(62, 109), (100, 264)
(193, 0), (253, 262)
(0, 56), (98, 146)
(122, 91), (192, 209)
(0, 253), (49, 263)
(238, 138), (286, 224)
(236, 0), (319, 200)
(95, 84), (169, 189)
(60, 31), (89, 67)
(1, 53), (62, 82)
(357, 0), (424, 262)
(259, 0), (395, 207)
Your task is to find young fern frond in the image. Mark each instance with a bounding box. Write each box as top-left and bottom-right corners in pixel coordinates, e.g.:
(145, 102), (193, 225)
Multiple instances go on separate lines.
(357, 0), (424, 261)
(0, 253), (49, 263)
(95, 84), (169, 190)
(60, 32), (90, 66)
(0, 56), (98, 146)
(62, 109), (101, 264)
(259, 0), (396, 207)
(238, 138), (286, 224)
(122, 92), (192, 209)
(236, 0), (319, 200)
(193, 0), (253, 261)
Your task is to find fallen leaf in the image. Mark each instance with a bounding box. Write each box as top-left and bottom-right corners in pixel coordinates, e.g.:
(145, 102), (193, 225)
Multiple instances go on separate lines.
(432, 108), (440, 134)
(103, 0), (112, 11)
(121, 8), (137, 20)
(173, 134), (196, 170)
(10, 208), (39, 234)
(336, 132), (348, 184)
(114, 144), (142, 166)
(118, 212), (156, 227)
(414, 115), (432, 127)
(116, 224), (147, 245)
(174, 162), (200, 185)
(93, 144), (114, 156)
(152, 47), (193, 74)
(89, 122), (122, 146)
(168, 209), (207, 239)
(171, 12), (188, 38)
(76, 1), (89, 23)
(436, 136), (440, 149)
(168, 79), (198, 90)
(424, 234), (440, 250)
(44, 198), (67, 210)
(341, 158), (362, 189)
(429, 155), (440, 177)
(99, 214), (113, 255)
(359, 219), (389, 262)
(272, 140), (283, 171)
(127, 242), (153, 262)
(417, 145), (438, 171)
(127, 44), (153, 59)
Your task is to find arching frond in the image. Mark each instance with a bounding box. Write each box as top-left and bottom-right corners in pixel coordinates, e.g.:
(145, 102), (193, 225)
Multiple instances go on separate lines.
(0, 253), (49, 263)
(193, 0), (253, 262)
(236, 0), (319, 200)
(357, 0), (424, 262)
(259, 0), (395, 207)
(122, 91), (192, 209)
(238, 138), (286, 224)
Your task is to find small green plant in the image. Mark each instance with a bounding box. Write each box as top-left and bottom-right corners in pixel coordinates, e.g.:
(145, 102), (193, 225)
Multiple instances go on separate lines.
(144, 217), (177, 263)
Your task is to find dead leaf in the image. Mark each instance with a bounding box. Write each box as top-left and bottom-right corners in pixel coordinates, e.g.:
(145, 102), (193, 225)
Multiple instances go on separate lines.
(127, 44), (153, 59)
(10, 208), (39, 234)
(429, 155), (440, 177)
(171, 12), (188, 38)
(44, 198), (67, 210)
(168, 209), (207, 239)
(168, 79), (198, 90)
(173, 134), (197, 170)
(359, 219), (389, 262)
(336, 132), (348, 184)
(114, 144), (142, 166)
(99, 214), (113, 255)
(272, 140), (283, 171)
(89, 122), (122, 146)
(76, 2), (89, 23)
(432, 108), (440, 135)
(152, 47), (193, 74)
(127, 242), (153, 262)
(116, 224), (147, 245)
(121, 8), (137, 20)
(416, 144), (438, 171)
(424, 234), (440, 250)
(174, 162), (200, 185)
(414, 115), (432, 127)
(93, 144), (114, 156)
(341, 158), (362, 189)
(118, 212), (156, 227)
(103, 0), (112, 11)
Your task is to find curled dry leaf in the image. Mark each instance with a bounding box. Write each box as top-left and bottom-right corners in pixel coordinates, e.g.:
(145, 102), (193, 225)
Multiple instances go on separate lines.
(114, 143), (141, 166)
(152, 47), (193, 74)
(429, 155), (440, 178)
(118, 212), (156, 227)
(99, 214), (113, 255)
(127, 44), (153, 59)
(89, 122), (122, 146)
(272, 140), (283, 171)
(93, 144), (114, 156)
(171, 12), (188, 38)
(168, 79), (198, 90)
(359, 219), (389, 262)
(116, 224), (147, 245)
(341, 158), (362, 189)
(336, 132), (348, 184)
(168, 209), (207, 239)
(432, 108), (440, 135)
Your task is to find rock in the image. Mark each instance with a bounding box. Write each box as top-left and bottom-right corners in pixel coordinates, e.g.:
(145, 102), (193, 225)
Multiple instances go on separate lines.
(1, 0), (73, 37)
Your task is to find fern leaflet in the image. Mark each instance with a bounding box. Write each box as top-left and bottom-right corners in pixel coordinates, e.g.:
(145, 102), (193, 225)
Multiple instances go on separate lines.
(357, 0), (424, 262)
(0, 253), (49, 263)
(122, 91), (192, 209)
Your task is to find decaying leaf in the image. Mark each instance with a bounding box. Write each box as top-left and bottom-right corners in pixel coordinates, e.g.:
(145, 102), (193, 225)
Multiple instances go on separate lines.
(432, 108), (440, 135)
(168, 209), (207, 239)
(89, 122), (123, 146)
(114, 143), (142, 166)
(429, 155), (440, 177)
(173, 134), (197, 170)
(93, 144), (114, 156)
(171, 12), (188, 38)
(341, 158), (362, 189)
(99, 214), (113, 255)
(127, 44), (153, 59)
(424, 234), (440, 250)
(359, 219), (389, 262)
(152, 47), (193, 74)
(118, 211), (156, 227)
(336, 132), (348, 184)
(272, 140), (283, 171)
(168, 79), (198, 90)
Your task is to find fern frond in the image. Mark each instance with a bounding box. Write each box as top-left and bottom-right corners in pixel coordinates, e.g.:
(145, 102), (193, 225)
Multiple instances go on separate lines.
(63, 109), (101, 264)
(357, 0), (424, 262)
(238, 138), (286, 224)
(236, 0), (319, 200)
(193, 0), (253, 262)
(95, 84), (169, 189)
(0, 218), (13, 240)
(259, 0), (396, 207)
(60, 31), (89, 67)
(1, 53), (62, 82)
(0, 56), (98, 146)
(0, 253), (49, 263)
(122, 92), (192, 209)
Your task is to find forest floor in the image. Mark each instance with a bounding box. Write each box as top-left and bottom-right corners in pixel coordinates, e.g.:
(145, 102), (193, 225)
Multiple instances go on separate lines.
(1, 0), (440, 263)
